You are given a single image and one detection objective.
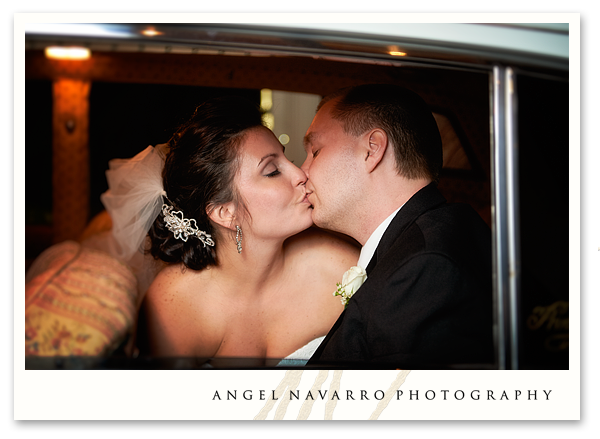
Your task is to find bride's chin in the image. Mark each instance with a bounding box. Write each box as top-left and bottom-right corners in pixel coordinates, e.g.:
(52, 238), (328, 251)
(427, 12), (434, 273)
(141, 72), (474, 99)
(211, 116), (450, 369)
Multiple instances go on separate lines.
(279, 210), (314, 236)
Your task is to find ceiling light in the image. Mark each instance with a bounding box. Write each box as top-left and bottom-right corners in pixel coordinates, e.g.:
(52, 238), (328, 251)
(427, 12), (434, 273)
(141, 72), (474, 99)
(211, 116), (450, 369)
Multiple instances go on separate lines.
(45, 46), (90, 60)
(142, 28), (163, 37)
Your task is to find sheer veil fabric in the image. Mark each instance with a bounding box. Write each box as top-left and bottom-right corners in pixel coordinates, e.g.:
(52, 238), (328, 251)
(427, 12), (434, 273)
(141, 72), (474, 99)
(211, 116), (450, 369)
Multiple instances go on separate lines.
(89, 144), (170, 305)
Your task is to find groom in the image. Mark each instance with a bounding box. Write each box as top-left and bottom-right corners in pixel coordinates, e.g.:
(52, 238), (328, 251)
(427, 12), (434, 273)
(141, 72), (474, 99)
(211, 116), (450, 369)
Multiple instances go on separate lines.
(302, 84), (494, 368)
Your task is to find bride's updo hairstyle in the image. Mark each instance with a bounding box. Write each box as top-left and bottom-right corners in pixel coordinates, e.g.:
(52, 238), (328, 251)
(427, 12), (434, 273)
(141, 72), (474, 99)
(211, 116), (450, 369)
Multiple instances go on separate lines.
(148, 96), (264, 270)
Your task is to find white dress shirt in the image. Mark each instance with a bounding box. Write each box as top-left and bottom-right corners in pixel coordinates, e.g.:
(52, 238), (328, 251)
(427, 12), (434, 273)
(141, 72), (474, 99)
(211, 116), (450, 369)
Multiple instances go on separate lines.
(357, 204), (404, 270)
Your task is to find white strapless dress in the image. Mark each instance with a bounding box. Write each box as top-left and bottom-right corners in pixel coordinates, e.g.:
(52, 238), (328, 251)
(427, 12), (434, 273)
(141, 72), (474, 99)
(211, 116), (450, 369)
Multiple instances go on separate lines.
(276, 336), (325, 367)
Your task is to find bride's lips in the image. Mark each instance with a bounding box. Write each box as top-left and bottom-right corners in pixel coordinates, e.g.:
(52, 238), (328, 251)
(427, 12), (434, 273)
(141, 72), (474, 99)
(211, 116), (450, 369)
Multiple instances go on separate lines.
(299, 191), (312, 205)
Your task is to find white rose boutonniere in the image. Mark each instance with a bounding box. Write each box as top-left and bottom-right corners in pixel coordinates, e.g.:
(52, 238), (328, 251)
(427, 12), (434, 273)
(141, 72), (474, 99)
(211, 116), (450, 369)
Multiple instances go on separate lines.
(334, 266), (367, 308)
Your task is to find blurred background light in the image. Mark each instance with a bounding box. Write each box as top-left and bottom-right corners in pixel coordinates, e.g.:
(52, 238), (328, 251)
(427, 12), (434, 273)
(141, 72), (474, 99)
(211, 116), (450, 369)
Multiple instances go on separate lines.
(260, 88), (273, 111)
(278, 134), (290, 145)
(263, 112), (274, 130)
(141, 28), (163, 37)
(45, 46), (91, 60)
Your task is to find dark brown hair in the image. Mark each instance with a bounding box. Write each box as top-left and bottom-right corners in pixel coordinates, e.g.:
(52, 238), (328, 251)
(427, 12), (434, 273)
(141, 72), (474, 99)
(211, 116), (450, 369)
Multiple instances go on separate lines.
(148, 96), (264, 270)
(320, 84), (443, 182)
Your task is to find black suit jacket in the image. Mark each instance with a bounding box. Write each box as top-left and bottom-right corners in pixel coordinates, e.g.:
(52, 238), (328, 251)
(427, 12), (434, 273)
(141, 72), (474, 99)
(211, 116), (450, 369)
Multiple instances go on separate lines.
(308, 183), (494, 369)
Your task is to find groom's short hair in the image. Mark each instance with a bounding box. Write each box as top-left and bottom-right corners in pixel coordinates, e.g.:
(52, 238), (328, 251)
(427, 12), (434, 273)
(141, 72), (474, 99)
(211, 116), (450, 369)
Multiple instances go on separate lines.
(318, 84), (443, 182)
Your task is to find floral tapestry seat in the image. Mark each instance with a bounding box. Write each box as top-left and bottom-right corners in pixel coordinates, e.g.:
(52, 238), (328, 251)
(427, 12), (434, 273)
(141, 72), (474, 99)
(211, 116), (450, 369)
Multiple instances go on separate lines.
(25, 240), (138, 357)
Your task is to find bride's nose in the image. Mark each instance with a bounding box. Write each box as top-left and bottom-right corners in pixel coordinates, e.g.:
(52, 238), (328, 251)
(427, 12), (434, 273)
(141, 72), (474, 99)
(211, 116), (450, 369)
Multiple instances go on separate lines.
(293, 165), (308, 186)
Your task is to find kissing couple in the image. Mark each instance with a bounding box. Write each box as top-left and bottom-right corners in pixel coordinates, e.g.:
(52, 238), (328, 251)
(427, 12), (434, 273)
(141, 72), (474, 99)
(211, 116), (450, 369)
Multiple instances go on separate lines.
(102, 84), (494, 368)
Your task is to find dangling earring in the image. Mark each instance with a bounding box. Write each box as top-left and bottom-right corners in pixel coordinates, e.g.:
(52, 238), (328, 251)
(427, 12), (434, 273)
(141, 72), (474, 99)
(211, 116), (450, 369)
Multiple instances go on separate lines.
(235, 225), (243, 254)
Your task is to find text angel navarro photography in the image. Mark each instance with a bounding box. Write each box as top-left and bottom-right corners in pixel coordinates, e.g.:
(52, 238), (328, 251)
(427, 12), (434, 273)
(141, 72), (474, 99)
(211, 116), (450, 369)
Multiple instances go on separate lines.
(212, 389), (553, 402)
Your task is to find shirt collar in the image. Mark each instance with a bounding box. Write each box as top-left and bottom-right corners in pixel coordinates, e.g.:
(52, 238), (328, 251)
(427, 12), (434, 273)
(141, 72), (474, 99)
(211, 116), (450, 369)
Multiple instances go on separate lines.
(357, 204), (404, 270)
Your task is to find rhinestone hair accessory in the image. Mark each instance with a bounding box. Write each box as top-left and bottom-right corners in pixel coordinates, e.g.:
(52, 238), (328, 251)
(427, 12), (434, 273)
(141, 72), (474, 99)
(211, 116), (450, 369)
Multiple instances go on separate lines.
(162, 204), (215, 247)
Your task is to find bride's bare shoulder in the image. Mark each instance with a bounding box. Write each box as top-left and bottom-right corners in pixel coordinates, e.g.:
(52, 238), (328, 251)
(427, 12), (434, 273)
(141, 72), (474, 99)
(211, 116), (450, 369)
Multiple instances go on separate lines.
(286, 226), (359, 251)
(285, 227), (360, 269)
(145, 263), (213, 307)
(148, 263), (194, 293)
(143, 264), (222, 356)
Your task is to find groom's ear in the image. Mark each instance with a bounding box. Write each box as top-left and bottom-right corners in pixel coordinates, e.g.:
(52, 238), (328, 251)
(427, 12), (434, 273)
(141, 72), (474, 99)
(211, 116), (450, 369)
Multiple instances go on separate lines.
(207, 202), (237, 230)
(364, 128), (388, 173)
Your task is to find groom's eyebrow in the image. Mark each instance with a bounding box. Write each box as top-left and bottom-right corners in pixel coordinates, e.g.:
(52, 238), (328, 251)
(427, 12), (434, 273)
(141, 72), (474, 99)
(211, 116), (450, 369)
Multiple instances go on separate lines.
(303, 132), (318, 151)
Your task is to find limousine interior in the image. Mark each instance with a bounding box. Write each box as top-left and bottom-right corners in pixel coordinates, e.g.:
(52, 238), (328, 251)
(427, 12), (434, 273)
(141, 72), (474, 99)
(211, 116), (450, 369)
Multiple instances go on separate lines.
(22, 21), (570, 370)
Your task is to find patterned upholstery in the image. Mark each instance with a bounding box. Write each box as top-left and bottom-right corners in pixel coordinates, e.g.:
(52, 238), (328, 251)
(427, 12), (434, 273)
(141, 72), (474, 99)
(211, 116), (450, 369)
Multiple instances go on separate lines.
(25, 241), (138, 356)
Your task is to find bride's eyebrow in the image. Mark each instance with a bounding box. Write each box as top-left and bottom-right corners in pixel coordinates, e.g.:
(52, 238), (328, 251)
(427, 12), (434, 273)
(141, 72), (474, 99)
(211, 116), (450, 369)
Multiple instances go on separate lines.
(257, 143), (285, 167)
(257, 153), (278, 167)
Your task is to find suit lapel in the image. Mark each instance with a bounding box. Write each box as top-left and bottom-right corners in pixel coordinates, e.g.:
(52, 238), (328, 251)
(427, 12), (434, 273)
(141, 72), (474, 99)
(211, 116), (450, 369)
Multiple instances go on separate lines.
(308, 307), (346, 362)
(370, 182), (446, 272)
(365, 251), (378, 275)
(309, 183), (447, 364)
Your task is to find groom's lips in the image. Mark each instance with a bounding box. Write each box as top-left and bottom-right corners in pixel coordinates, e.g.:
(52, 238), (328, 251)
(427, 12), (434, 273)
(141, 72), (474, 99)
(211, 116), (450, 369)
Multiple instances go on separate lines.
(304, 192), (314, 208)
(298, 190), (310, 204)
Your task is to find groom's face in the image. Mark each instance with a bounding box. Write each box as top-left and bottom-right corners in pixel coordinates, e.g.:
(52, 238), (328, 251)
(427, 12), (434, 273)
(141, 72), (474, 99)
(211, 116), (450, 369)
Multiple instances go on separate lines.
(301, 99), (362, 234)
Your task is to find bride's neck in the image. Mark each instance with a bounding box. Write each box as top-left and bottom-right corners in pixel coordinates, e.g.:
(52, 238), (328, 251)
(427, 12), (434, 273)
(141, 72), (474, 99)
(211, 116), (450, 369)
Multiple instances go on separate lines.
(213, 235), (287, 293)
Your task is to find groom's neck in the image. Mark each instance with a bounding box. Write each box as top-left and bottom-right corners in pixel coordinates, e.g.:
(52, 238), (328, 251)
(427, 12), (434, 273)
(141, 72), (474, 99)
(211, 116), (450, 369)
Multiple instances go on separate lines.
(353, 176), (431, 245)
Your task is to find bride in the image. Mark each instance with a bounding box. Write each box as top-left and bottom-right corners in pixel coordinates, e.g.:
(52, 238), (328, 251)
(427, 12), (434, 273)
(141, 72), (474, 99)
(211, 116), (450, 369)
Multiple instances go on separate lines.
(103, 96), (358, 366)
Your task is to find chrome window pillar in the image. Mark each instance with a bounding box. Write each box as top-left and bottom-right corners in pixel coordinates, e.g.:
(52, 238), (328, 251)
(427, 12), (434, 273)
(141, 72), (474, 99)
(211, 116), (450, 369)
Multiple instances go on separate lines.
(491, 66), (521, 370)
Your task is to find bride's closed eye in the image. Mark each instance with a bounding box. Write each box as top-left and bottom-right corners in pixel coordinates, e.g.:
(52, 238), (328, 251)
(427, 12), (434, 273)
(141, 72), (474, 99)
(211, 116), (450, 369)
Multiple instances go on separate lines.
(264, 168), (281, 178)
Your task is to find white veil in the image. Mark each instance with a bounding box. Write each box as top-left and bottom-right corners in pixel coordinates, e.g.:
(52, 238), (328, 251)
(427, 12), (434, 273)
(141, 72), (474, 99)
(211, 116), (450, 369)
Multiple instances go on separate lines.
(94, 144), (169, 304)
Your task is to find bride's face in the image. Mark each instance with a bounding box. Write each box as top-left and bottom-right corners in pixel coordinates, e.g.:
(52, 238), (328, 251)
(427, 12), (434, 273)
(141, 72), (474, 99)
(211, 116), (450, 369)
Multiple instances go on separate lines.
(235, 126), (313, 240)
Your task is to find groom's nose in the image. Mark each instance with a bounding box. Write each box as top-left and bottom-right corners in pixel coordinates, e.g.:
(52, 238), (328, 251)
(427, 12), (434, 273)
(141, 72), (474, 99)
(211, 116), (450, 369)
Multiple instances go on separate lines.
(300, 156), (311, 178)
